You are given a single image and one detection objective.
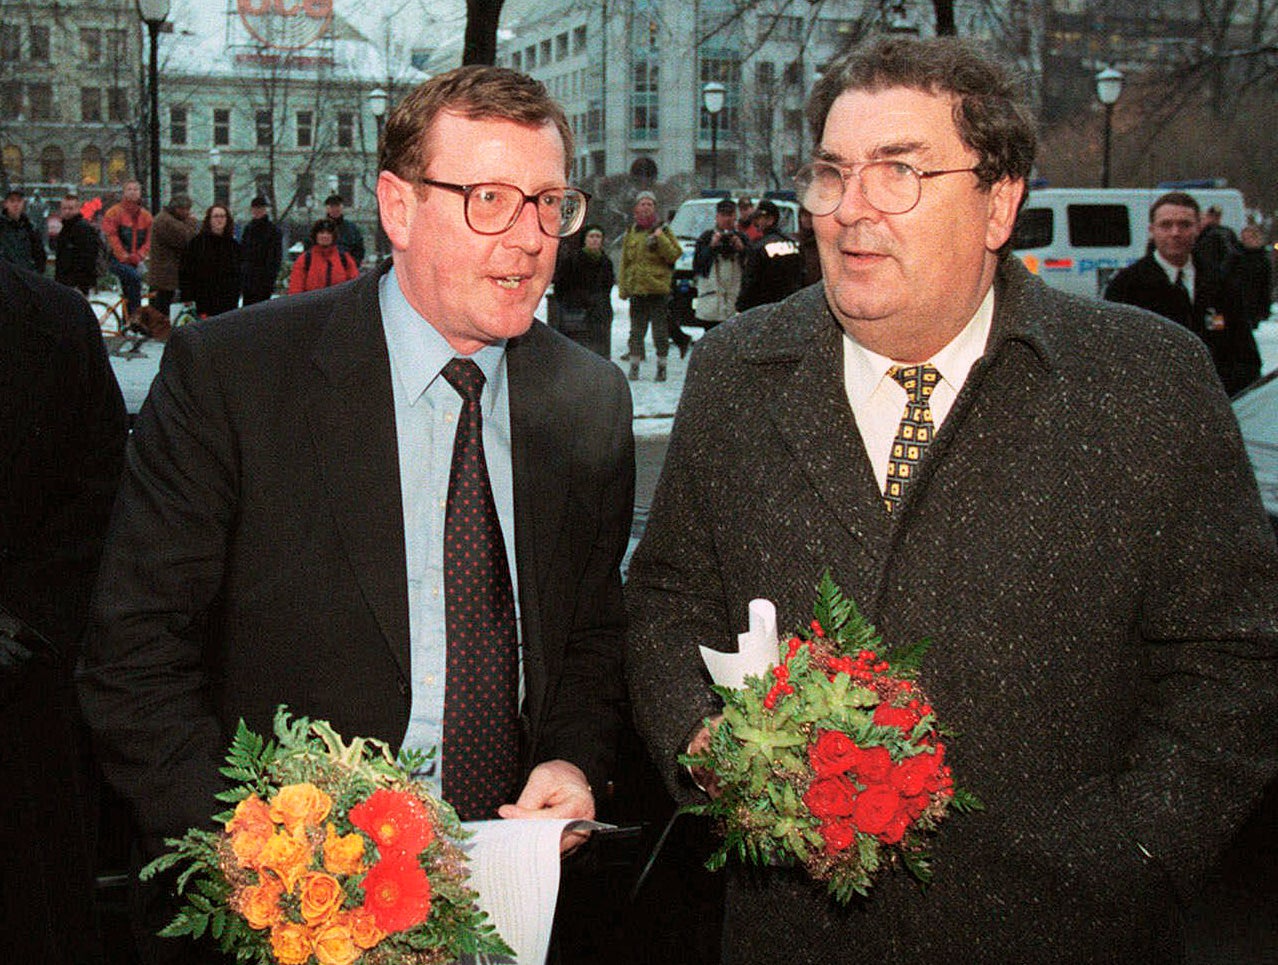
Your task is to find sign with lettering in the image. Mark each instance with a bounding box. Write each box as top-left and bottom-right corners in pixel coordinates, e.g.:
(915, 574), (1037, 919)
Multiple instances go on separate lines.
(238, 0), (333, 51)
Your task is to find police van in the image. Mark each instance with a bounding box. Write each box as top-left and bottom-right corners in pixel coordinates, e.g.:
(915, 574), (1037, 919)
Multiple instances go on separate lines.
(1011, 185), (1247, 299)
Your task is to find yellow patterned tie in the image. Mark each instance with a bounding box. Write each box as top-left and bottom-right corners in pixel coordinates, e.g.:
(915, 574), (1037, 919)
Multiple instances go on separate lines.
(883, 363), (940, 514)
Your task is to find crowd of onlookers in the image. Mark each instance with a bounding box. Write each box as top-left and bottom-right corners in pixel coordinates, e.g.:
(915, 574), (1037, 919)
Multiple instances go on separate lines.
(0, 183), (368, 334)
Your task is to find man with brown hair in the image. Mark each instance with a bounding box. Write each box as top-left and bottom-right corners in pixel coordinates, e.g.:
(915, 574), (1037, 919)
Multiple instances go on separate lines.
(627, 35), (1276, 964)
(80, 66), (633, 963)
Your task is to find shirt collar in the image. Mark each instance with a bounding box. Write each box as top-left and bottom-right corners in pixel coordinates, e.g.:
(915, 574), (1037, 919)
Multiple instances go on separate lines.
(379, 266), (506, 405)
(1153, 249), (1193, 285)
(843, 285), (994, 405)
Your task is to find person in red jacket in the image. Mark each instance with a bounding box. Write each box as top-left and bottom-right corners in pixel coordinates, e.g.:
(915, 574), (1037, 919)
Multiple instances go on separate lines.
(102, 179), (153, 318)
(287, 219), (359, 294)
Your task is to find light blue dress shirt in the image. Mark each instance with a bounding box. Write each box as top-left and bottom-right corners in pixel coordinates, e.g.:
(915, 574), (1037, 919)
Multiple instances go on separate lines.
(378, 269), (520, 796)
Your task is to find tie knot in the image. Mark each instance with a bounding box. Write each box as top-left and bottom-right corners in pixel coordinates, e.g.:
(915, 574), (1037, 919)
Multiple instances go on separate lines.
(889, 364), (939, 405)
(442, 357), (486, 404)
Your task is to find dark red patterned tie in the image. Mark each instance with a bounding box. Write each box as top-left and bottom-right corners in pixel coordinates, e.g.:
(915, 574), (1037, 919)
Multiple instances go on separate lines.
(440, 358), (520, 820)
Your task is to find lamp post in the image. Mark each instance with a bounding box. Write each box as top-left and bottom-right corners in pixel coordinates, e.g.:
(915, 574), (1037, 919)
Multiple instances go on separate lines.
(702, 81), (726, 190)
(1095, 66), (1123, 189)
(136, 0), (171, 211)
(367, 87), (388, 260)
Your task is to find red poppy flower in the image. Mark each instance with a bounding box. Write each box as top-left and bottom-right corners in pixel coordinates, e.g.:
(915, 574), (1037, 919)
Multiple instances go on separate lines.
(360, 854), (433, 933)
(348, 788), (436, 857)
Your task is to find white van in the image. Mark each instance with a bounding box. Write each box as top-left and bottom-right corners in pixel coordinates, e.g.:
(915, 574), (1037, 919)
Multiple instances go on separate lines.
(1011, 186), (1247, 299)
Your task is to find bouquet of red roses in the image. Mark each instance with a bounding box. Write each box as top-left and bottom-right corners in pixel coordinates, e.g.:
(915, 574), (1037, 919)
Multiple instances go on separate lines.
(681, 574), (981, 903)
(141, 707), (510, 965)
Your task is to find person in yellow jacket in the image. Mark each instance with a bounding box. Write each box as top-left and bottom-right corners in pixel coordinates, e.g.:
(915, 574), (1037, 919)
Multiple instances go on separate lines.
(617, 190), (682, 381)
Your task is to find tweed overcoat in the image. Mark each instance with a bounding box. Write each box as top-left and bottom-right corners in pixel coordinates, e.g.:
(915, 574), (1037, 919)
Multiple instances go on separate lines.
(626, 257), (1278, 964)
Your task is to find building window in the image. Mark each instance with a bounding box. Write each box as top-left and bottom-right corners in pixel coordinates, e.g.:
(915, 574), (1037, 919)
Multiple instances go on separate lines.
(783, 108), (804, 135)
(524, 45), (535, 68)
(783, 60), (803, 87)
(295, 172), (314, 209)
(82, 88), (102, 123)
(0, 26), (19, 63)
(106, 28), (127, 63)
(0, 82), (19, 117)
(337, 111), (354, 148)
(213, 171), (231, 207)
(28, 83), (53, 121)
(540, 39), (552, 64)
(81, 27), (101, 63)
(631, 61), (659, 140)
(297, 110), (313, 148)
(700, 51), (740, 135)
(107, 148), (127, 184)
(41, 145), (65, 183)
(573, 25), (587, 55)
(170, 171), (190, 199)
(3, 144), (23, 179)
(337, 173), (356, 208)
(171, 107), (187, 145)
(81, 146), (102, 186)
(256, 109), (273, 147)
(108, 88), (128, 123)
(29, 25), (49, 62)
(213, 108), (231, 146)
(556, 32), (568, 61)
(511, 50), (521, 70)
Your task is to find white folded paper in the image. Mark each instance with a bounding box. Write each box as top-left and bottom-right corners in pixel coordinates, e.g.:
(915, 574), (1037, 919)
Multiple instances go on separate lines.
(459, 818), (611, 965)
(698, 598), (779, 690)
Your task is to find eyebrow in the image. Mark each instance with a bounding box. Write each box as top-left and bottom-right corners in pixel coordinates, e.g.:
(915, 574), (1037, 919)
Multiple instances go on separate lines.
(814, 140), (928, 164)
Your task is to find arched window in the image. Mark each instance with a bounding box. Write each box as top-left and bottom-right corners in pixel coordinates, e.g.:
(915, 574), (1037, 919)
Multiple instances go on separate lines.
(106, 148), (128, 185)
(81, 145), (103, 186)
(1, 144), (20, 180)
(41, 145), (65, 183)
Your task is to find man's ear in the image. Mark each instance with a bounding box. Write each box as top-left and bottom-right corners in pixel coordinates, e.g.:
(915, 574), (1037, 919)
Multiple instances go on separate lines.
(376, 171), (416, 252)
(985, 177), (1026, 252)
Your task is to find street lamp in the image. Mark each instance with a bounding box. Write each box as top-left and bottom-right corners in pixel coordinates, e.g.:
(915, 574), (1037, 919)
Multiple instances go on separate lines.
(1095, 66), (1123, 189)
(702, 81), (726, 190)
(137, 0), (171, 211)
(367, 87), (388, 260)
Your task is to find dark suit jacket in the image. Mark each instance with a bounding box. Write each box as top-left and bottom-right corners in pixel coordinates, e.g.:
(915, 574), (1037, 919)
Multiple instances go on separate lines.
(79, 263), (634, 856)
(1, 261), (127, 964)
(626, 259), (1278, 963)
(1103, 251), (1220, 337)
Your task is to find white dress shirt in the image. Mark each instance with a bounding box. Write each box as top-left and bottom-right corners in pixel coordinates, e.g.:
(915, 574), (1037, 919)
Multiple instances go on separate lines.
(842, 287), (995, 493)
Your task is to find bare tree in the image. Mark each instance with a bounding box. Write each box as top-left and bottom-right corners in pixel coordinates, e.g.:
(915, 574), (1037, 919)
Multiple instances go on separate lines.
(464, 0), (507, 65)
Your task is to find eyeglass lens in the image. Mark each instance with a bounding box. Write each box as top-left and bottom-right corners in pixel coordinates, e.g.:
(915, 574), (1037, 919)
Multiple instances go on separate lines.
(798, 162), (921, 216)
(467, 184), (587, 237)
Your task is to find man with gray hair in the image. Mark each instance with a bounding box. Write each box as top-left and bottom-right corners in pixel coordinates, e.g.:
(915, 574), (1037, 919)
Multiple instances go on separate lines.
(627, 35), (1277, 963)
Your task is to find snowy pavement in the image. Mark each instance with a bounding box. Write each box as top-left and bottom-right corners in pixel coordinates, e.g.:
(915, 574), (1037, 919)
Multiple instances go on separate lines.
(107, 292), (1278, 443)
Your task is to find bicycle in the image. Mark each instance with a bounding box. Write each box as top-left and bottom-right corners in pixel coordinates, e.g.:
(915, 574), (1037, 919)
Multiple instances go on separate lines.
(92, 291), (198, 357)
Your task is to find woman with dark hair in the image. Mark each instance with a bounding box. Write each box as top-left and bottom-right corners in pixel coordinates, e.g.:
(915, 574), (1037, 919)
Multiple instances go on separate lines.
(180, 204), (243, 318)
(288, 219), (360, 294)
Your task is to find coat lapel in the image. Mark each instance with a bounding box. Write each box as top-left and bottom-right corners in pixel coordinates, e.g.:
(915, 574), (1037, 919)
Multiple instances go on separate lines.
(504, 323), (570, 730)
(745, 290), (890, 552)
(302, 269), (411, 682)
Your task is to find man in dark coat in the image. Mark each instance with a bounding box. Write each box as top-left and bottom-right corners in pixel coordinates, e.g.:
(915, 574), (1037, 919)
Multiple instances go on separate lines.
(626, 37), (1278, 965)
(735, 199), (804, 312)
(322, 192), (366, 266)
(78, 66), (632, 964)
(0, 189), (47, 274)
(1105, 194), (1260, 394)
(1104, 191), (1223, 340)
(1, 259), (128, 963)
(54, 195), (101, 296)
(239, 196), (283, 305)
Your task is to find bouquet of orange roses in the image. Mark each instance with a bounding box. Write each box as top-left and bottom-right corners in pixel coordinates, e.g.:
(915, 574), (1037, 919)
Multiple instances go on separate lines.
(141, 708), (510, 965)
(681, 574), (982, 904)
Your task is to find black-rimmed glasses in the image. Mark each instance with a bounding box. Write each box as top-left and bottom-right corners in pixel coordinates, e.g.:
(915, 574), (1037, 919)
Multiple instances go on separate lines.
(794, 160), (979, 216)
(415, 178), (590, 238)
